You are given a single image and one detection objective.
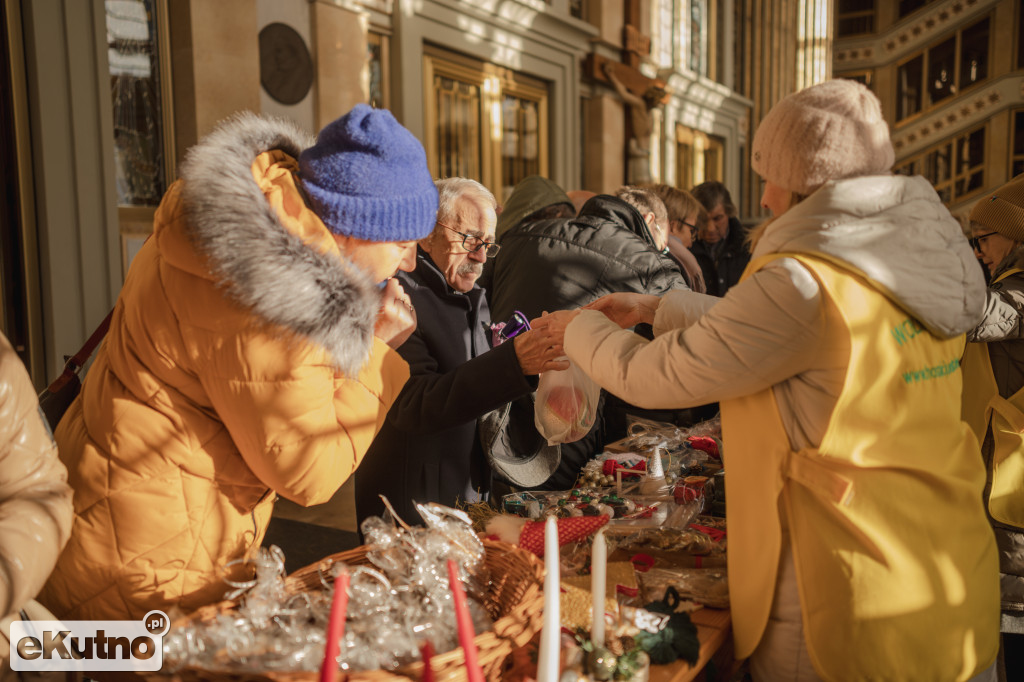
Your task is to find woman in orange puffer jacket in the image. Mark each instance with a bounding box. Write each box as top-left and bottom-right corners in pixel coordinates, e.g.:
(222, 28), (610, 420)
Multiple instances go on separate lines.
(39, 106), (438, 622)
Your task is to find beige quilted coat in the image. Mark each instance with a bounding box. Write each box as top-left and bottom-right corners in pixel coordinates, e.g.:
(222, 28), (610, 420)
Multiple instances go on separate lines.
(0, 334), (72, 620)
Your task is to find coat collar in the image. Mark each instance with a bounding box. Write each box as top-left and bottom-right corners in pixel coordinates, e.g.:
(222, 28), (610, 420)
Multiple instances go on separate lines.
(574, 195), (657, 247)
(409, 247), (485, 306)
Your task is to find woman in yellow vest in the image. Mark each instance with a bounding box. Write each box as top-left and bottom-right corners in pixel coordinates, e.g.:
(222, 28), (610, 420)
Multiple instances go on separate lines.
(537, 80), (999, 681)
(961, 173), (1024, 681)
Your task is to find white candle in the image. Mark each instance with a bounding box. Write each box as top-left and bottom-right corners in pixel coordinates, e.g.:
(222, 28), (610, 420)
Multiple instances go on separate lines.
(591, 529), (607, 647)
(537, 516), (561, 682)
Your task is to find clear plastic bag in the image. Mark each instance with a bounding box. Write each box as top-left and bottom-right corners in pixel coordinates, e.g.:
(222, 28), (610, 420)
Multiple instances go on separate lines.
(638, 566), (730, 608)
(534, 358), (600, 444)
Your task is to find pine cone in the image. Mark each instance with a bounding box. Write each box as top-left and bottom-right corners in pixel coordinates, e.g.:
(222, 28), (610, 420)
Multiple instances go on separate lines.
(608, 636), (625, 657)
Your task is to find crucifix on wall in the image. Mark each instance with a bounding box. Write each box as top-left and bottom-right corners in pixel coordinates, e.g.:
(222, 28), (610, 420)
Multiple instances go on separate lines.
(585, 0), (670, 185)
(588, 55), (670, 185)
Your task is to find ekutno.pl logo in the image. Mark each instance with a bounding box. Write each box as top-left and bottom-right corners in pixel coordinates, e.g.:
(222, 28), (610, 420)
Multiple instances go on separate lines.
(10, 610), (169, 673)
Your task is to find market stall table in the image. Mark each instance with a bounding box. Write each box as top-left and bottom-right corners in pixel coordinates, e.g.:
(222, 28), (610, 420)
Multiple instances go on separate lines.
(649, 608), (735, 682)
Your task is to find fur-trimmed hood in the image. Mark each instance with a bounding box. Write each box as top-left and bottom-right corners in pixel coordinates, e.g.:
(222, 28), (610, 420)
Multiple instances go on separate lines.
(177, 112), (381, 376)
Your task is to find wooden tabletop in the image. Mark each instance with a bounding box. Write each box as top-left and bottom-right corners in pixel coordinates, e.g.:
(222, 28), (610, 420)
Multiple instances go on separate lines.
(648, 608), (734, 682)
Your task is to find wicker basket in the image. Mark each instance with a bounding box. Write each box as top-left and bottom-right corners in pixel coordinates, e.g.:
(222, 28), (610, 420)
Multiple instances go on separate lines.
(172, 539), (544, 682)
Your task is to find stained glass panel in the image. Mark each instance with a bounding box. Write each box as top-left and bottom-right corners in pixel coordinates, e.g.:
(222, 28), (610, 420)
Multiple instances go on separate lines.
(106, 0), (166, 206)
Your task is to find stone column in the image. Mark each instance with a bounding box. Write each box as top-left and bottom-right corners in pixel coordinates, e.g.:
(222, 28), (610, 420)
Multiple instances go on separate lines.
(584, 94), (626, 193)
(168, 0), (261, 162)
(311, 0), (369, 130)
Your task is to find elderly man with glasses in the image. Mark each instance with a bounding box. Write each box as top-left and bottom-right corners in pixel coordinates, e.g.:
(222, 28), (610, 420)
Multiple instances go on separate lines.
(355, 177), (567, 526)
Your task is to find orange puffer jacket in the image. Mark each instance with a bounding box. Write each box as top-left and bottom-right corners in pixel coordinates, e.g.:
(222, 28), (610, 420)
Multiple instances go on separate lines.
(39, 114), (409, 621)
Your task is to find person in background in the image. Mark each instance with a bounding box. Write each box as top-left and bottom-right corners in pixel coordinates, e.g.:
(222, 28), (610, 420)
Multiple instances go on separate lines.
(644, 183), (707, 294)
(484, 179), (689, 484)
(487, 181), (685, 324)
(615, 186), (670, 251)
(40, 105), (435, 622)
(691, 180), (751, 295)
(0, 332), (73, 645)
(538, 79), (998, 681)
(494, 175), (576, 241)
(482, 175), (574, 319)
(354, 178), (566, 526)
(961, 173), (1024, 682)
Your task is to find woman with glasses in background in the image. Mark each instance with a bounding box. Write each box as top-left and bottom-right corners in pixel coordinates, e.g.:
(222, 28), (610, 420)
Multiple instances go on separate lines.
(644, 183), (708, 294)
(962, 174), (1024, 682)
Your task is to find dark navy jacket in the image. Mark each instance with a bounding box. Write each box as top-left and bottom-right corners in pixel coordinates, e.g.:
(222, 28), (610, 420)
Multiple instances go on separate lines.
(690, 216), (751, 297)
(355, 249), (533, 526)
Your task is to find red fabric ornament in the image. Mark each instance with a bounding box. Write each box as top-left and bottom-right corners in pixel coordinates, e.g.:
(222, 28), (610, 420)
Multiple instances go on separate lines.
(689, 523), (727, 542)
(601, 459), (646, 477)
(686, 435), (721, 459)
(517, 514), (610, 556)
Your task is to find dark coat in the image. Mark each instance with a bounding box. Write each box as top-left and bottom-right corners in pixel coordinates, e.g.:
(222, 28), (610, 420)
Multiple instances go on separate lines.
(690, 216), (751, 296)
(484, 194), (688, 322)
(480, 194), (691, 479)
(355, 249), (534, 526)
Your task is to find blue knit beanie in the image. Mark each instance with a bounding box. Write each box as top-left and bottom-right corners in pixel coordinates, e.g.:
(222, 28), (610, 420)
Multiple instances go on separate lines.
(299, 104), (438, 241)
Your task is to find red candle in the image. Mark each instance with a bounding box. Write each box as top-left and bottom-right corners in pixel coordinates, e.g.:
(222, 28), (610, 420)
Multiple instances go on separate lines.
(319, 567), (351, 682)
(446, 559), (484, 682)
(420, 640), (435, 682)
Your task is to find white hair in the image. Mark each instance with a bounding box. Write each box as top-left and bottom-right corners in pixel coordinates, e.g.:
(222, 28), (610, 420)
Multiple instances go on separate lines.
(434, 177), (497, 231)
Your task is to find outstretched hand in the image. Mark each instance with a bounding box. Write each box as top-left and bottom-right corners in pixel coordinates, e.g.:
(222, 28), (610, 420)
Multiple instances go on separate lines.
(512, 327), (569, 375)
(375, 278), (417, 349)
(528, 310), (581, 354)
(583, 293), (660, 328)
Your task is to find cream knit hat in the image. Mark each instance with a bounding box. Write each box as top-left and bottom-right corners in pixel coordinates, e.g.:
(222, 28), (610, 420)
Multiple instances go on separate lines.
(751, 79), (895, 195)
(969, 174), (1024, 243)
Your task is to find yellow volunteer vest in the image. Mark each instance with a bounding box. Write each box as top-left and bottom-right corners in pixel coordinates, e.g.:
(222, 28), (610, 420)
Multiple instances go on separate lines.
(722, 253), (999, 681)
(961, 268), (1024, 529)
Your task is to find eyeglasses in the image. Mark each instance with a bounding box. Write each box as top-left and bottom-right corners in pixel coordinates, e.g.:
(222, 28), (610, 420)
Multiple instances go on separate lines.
(440, 224), (501, 257)
(969, 231), (998, 251)
(672, 219), (698, 236)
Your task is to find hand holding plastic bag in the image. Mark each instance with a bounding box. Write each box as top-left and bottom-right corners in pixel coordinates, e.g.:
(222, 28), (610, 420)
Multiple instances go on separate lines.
(534, 358), (600, 444)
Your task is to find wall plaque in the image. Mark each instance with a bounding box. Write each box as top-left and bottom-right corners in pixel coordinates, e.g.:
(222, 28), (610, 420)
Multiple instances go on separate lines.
(258, 23), (314, 105)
